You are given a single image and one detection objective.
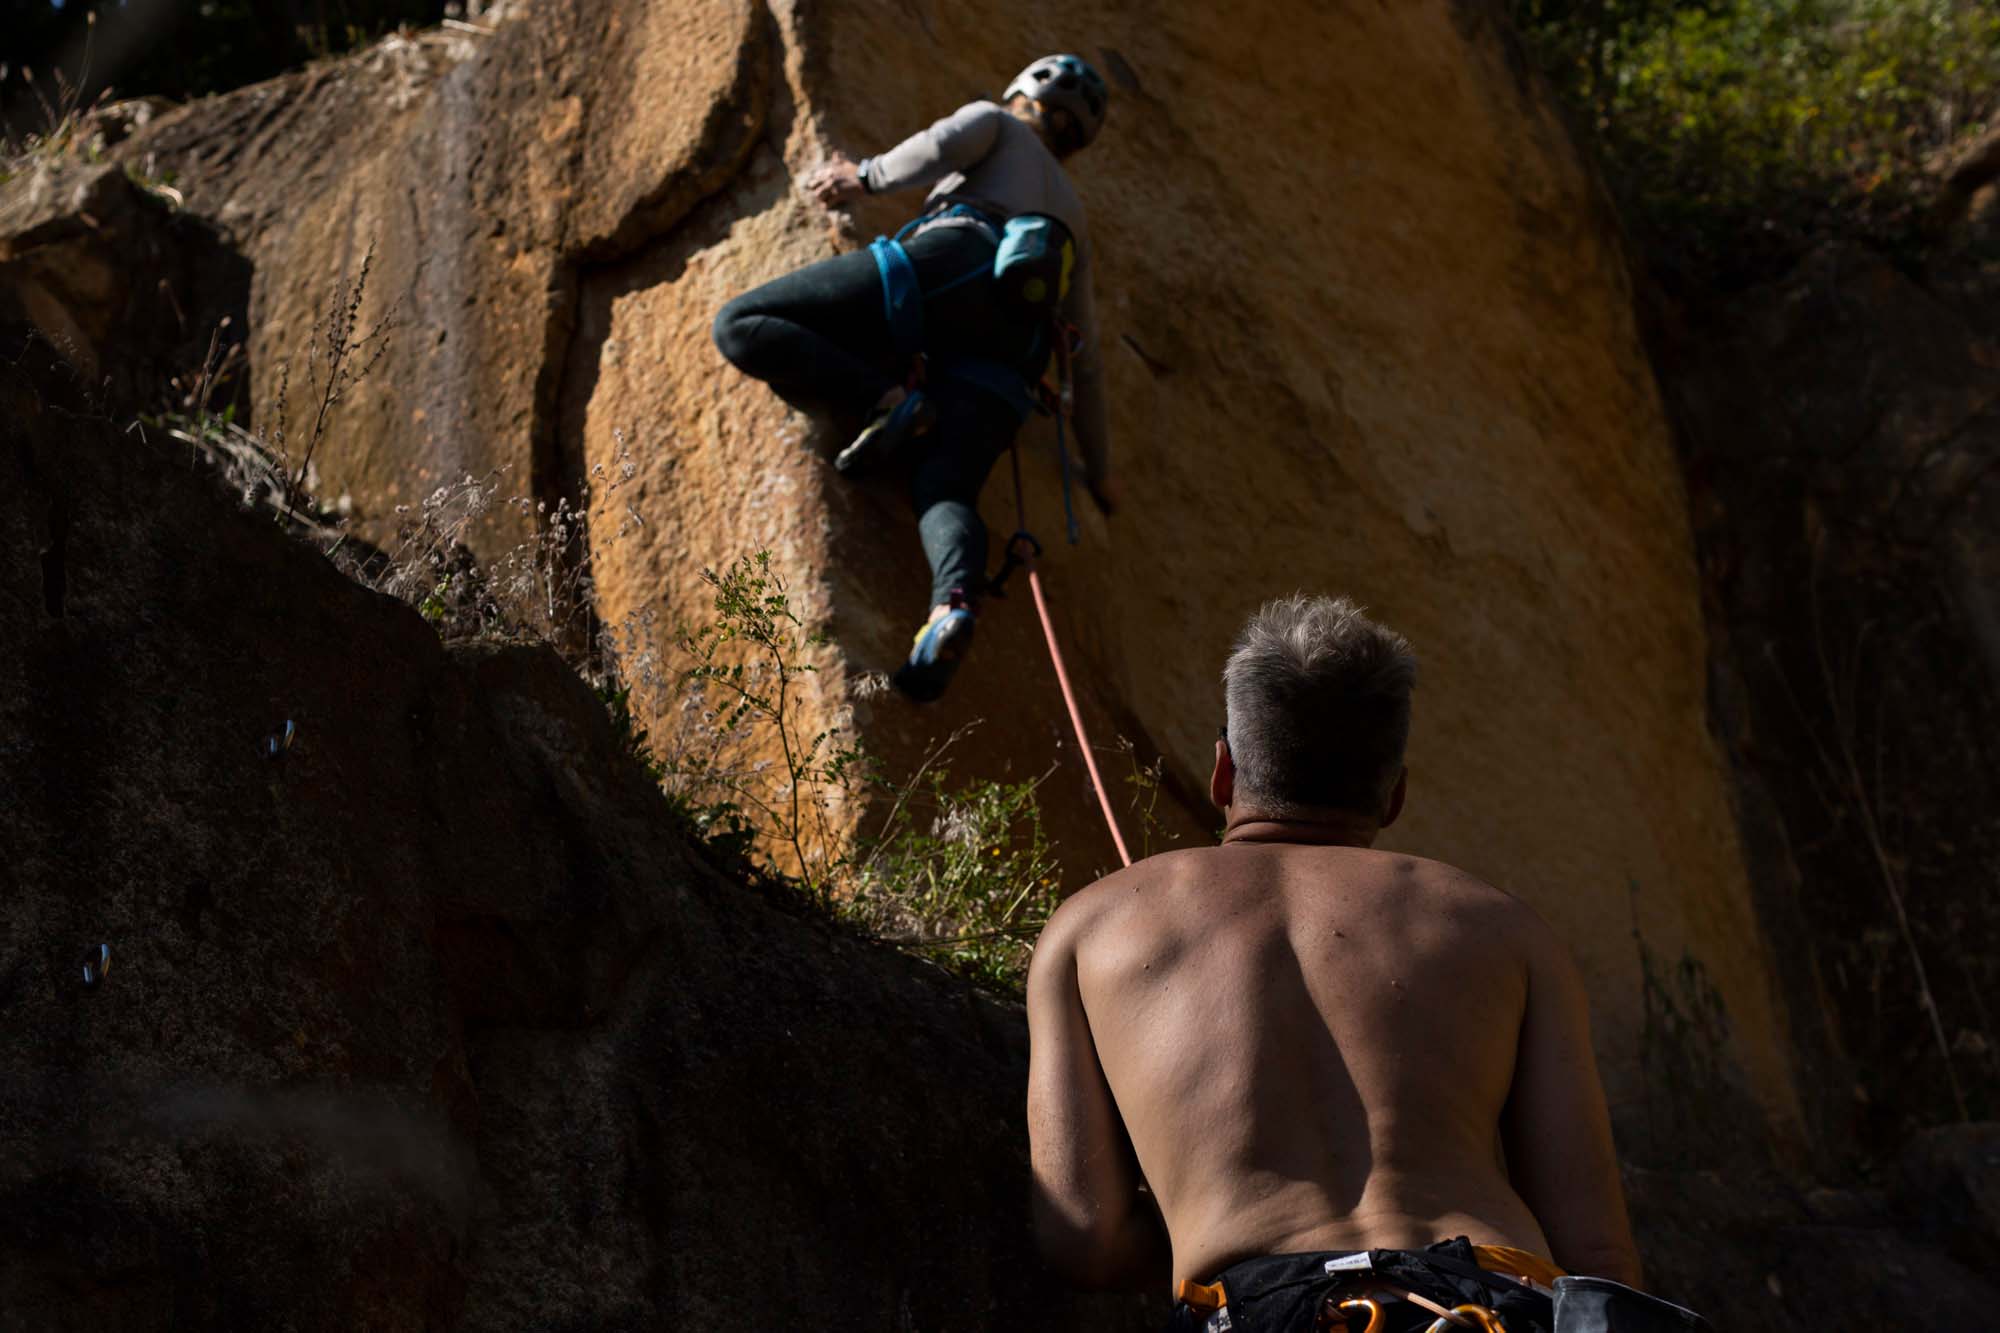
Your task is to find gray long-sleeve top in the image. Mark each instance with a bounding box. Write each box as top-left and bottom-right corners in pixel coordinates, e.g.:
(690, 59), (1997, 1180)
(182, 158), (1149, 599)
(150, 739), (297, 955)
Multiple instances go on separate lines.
(860, 101), (1111, 485)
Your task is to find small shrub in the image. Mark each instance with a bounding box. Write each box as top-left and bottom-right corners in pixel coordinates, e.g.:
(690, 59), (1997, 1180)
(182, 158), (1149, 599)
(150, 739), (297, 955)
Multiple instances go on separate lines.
(138, 318), (348, 534)
(1118, 736), (1177, 861)
(1631, 903), (1750, 1165)
(650, 579), (1070, 988)
(848, 748), (1062, 988)
(665, 553), (865, 901)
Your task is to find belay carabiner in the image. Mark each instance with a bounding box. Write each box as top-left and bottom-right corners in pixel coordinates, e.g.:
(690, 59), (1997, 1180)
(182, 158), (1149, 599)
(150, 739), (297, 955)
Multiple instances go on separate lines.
(985, 530), (1043, 599)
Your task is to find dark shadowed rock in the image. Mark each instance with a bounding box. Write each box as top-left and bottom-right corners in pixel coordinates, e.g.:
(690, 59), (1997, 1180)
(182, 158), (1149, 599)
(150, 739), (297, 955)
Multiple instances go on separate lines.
(0, 350), (1149, 1329)
(1894, 1122), (2000, 1271)
(1654, 242), (2000, 1156)
(0, 160), (249, 417)
(1625, 1162), (2000, 1326)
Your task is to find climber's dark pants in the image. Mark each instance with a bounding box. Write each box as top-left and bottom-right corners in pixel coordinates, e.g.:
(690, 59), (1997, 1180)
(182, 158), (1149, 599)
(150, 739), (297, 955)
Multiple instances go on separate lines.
(712, 224), (1042, 611)
(909, 388), (1017, 608)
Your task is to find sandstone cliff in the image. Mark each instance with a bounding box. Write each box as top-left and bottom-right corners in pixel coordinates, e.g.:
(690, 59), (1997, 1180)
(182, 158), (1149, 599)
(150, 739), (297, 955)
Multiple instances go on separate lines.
(99, 0), (1801, 1156)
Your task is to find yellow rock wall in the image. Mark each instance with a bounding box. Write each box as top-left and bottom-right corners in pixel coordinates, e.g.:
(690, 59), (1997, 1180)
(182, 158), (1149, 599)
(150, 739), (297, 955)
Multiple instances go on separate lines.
(124, 0), (1805, 1145)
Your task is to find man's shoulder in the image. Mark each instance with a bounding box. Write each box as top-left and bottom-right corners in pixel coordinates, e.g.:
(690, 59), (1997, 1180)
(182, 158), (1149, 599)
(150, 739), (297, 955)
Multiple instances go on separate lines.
(1029, 857), (1168, 992)
(1390, 850), (1551, 926)
(1040, 848), (1205, 936)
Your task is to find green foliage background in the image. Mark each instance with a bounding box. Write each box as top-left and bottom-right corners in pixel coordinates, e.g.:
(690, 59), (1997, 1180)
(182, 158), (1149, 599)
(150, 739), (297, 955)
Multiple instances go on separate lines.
(1511, 0), (2000, 280)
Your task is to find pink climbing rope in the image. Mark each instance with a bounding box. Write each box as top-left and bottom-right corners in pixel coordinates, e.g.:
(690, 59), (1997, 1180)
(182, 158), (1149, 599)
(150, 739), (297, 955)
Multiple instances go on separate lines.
(1023, 564), (1133, 870)
(1000, 325), (1132, 870)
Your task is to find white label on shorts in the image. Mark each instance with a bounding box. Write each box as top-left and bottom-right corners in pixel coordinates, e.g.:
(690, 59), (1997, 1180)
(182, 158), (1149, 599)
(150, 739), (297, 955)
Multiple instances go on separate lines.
(1203, 1308), (1232, 1333)
(1324, 1254), (1374, 1274)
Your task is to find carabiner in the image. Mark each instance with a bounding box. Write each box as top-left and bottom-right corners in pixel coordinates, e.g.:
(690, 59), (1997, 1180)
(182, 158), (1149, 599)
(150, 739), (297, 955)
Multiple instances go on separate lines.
(1326, 1297), (1382, 1332)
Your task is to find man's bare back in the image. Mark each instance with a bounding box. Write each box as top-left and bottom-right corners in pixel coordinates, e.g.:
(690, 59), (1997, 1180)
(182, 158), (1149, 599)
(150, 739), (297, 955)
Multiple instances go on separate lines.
(1029, 826), (1639, 1293)
(1028, 596), (1646, 1321)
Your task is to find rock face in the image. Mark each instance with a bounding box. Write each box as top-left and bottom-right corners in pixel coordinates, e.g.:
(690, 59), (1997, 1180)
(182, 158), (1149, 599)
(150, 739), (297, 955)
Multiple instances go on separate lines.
(104, 0), (1802, 1153)
(1655, 242), (2000, 1154)
(0, 161), (248, 415)
(0, 353), (1146, 1329)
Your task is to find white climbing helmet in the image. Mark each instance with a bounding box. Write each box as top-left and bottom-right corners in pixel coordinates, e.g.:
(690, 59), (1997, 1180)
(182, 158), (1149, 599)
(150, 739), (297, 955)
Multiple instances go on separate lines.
(1003, 54), (1109, 153)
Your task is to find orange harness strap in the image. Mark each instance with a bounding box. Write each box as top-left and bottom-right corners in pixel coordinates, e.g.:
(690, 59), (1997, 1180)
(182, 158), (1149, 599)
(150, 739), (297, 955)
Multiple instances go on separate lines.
(1472, 1244), (1566, 1292)
(1174, 1278), (1227, 1312)
(1180, 1245), (1565, 1328)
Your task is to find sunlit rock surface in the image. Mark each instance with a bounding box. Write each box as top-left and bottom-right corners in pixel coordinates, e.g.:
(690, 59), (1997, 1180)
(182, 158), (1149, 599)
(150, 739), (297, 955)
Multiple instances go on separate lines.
(109, 0), (1799, 1152)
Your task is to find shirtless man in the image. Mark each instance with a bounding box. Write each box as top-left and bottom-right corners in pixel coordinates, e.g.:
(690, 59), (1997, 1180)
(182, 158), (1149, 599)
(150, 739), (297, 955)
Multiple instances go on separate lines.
(1028, 595), (1672, 1331)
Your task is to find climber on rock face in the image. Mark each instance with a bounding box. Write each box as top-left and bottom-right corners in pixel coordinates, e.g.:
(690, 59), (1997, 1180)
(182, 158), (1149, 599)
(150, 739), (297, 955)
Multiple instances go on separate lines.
(1027, 596), (1698, 1332)
(711, 54), (1116, 703)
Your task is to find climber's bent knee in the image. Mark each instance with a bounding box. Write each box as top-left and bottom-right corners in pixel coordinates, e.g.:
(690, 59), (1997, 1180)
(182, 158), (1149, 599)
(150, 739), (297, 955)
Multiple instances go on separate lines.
(711, 297), (760, 371)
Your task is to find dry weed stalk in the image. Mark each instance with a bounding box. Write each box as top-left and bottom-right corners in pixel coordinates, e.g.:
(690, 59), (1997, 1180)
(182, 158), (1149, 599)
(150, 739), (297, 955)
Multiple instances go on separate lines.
(1, 10), (105, 165)
(271, 245), (399, 509)
(1768, 534), (1968, 1121)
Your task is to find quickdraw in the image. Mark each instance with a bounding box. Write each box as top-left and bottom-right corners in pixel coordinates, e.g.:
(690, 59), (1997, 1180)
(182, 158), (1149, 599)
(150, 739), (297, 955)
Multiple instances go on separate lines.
(984, 529), (1042, 600)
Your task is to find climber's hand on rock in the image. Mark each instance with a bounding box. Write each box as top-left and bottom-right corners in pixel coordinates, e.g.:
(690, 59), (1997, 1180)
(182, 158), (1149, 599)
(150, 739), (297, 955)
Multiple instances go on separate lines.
(805, 153), (865, 207)
(1089, 474), (1120, 518)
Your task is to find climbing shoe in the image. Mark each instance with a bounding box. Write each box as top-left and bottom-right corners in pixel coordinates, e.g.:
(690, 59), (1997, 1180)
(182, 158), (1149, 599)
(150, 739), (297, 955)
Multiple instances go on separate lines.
(892, 604), (976, 703)
(835, 389), (934, 477)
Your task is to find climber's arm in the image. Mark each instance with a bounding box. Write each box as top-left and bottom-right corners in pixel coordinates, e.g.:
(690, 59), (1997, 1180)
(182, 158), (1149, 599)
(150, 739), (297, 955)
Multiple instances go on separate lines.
(1027, 895), (1168, 1289)
(858, 101), (1006, 195)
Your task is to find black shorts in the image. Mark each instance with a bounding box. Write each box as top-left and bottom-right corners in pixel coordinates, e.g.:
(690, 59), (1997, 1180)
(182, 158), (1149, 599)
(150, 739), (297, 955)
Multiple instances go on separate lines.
(1164, 1239), (1709, 1333)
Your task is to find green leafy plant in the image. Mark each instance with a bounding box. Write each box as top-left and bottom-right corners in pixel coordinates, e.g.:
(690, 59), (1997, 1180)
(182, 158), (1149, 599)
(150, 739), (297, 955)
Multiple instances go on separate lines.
(666, 553), (864, 901)
(417, 573), (454, 625)
(647, 577), (1067, 987)
(1117, 736), (1178, 860)
(848, 730), (1062, 987)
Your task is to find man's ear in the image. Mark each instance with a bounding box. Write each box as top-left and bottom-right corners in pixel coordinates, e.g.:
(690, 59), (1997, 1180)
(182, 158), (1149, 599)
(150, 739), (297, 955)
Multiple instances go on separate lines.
(1382, 767), (1408, 829)
(1210, 739), (1235, 812)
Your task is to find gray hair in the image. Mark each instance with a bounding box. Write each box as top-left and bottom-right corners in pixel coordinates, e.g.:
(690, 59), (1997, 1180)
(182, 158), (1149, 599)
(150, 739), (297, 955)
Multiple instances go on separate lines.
(1222, 595), (1417, 815)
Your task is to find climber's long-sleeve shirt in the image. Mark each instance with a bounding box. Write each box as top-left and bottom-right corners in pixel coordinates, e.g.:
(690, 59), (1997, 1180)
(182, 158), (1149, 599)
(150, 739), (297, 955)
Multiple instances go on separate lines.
(859, 101), (1111, 486)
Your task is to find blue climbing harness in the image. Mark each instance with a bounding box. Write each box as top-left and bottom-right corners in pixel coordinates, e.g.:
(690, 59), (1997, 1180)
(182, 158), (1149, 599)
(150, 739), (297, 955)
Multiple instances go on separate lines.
(868, 206), (1083, 545)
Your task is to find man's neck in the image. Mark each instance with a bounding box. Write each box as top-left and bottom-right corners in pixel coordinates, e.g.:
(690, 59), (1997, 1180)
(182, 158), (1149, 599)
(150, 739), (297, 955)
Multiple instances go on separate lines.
(1220, 808), (1381, 849)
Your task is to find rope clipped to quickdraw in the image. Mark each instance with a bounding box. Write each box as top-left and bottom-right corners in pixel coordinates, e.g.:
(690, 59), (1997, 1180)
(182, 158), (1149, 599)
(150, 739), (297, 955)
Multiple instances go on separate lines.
(985, 529), (1041, 600)
(992, 345), (1133, 870)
